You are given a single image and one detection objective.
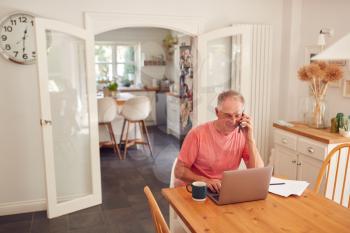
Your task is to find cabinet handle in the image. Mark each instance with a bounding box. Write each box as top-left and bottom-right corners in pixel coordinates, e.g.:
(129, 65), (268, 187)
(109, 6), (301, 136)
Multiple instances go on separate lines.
(291, 160), (297, 164)
(307, 147), (314, 153)
(282, 138), (288, 144)
(297, 162), (302, 166)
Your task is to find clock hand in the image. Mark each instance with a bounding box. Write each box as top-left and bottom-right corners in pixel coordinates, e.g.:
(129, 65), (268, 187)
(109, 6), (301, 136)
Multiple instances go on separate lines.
(22, 27), (28, 52)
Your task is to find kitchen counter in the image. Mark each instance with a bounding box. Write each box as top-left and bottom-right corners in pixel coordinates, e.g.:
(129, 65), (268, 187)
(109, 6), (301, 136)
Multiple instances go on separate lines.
(273, 122), (350, 144)
(117, 87), (169, 93)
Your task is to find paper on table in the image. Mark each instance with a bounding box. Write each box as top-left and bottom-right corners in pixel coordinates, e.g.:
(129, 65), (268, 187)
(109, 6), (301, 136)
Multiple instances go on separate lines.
(268, 177), (309, 197)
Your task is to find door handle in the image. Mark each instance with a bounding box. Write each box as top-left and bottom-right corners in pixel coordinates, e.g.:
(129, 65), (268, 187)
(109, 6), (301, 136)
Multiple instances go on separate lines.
(40, 119), (52, 126)
(291, 160), (297, 164)
(297, 162), (302, 166)
(307, 147), (314, 153)
(282, 138), (288, 144)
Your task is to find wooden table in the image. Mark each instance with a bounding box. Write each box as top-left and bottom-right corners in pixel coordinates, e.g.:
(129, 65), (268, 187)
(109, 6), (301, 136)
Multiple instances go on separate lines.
(162, 187), (350, 233)
(96, 92), (135, 106)
(113, 92), (135, 106)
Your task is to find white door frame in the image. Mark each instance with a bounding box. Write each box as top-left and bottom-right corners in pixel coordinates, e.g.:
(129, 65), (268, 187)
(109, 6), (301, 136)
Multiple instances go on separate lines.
(35, 18), (101, 218)
(84, 12), (204, 126)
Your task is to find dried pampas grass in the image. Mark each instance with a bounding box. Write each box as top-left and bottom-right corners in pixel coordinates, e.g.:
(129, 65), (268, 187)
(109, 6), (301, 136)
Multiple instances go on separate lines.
(324, 63), (343, 82)
(298, 67), (311, 81)
(297, 61), (343, 100)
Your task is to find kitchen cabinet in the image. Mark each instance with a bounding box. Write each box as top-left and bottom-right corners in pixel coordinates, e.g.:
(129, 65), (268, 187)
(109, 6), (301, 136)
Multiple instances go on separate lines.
(167, 94), (180, 138)
(273, 123), (350, 197)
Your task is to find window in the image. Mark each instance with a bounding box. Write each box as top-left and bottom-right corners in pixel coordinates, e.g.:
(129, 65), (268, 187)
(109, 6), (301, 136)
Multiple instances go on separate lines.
(95, 43), (138, 84)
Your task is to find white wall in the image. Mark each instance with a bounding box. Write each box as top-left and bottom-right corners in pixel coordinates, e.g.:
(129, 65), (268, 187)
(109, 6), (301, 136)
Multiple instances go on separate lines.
(280, 0), (350, 123)
(0, 0), (283, 215)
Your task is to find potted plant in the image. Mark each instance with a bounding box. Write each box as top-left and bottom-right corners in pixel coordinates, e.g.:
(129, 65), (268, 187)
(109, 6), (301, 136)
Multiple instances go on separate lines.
(103, 81), (118, 97)
(107, 81), (118, 97)
(163, 33), (178, 60)
(339, 116), (350, 137)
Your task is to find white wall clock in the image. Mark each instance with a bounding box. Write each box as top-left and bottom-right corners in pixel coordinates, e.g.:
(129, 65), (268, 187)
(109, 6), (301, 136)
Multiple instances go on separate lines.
(0, 12), (36, 65)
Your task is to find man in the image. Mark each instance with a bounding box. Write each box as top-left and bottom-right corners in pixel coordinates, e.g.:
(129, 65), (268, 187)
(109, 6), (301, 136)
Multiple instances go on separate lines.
(174, 90), (264, 193)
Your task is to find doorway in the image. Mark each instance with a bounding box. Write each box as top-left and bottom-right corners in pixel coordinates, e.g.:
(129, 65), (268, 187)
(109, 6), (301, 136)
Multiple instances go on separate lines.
(35, 13), (272, 221)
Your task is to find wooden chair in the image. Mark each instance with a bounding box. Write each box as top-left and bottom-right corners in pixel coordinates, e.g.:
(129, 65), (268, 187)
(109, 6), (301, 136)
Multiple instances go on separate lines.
(314, 143), (350, 207)
(144, 186), (170, 233)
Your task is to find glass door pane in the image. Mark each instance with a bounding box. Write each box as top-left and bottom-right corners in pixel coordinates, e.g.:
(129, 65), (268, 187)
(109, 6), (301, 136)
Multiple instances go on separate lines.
(197, 26), (251, 125)
(47, 30), (92, 203)
(206, 36), (233, 120)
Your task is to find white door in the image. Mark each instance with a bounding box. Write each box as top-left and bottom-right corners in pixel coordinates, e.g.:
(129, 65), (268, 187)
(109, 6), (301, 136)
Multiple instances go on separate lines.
(195, 25), (252, 125)
(35, 18), (101, 218)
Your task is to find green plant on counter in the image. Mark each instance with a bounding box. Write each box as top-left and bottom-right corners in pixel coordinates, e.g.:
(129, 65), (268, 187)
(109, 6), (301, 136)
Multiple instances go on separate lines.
(163, 33), (178, 48)
(107, 82), (118, 91)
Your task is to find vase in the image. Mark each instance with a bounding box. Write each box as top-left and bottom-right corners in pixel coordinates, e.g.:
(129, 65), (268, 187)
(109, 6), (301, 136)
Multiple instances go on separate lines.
(307, 97), (326, 129)
(103, 88), (111, 97)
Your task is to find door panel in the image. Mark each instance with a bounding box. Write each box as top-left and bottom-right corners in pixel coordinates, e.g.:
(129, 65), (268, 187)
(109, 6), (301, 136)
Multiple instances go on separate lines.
(196, 25), (252, 125)
(35, 18), (101, 218)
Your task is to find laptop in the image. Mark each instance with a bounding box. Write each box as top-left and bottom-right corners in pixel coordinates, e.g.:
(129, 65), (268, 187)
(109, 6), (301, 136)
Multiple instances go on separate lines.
(207, 166), (273, 205)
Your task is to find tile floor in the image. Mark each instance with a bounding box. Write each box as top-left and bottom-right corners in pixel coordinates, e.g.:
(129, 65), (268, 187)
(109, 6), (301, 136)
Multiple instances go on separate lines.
(0, 126), (180, 233)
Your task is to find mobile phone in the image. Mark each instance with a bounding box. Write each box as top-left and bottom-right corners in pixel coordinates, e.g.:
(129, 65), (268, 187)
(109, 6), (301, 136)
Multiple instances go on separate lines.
(238, 111), (245, 133)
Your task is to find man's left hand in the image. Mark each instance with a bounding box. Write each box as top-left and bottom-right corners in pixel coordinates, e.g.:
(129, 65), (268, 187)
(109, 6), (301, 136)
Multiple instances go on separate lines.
(240, 114), (254, 141)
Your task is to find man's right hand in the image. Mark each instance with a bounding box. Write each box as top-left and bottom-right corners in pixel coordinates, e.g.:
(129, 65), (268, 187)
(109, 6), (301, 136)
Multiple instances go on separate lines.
(205, 179), (222, 193)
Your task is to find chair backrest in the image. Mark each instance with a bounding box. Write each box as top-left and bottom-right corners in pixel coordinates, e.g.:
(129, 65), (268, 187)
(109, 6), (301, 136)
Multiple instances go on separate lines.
(144, 186), (170, 233)
(121, 96), (151, 121)
(97, 97), (117, 123)
(314, 143), (350, 208)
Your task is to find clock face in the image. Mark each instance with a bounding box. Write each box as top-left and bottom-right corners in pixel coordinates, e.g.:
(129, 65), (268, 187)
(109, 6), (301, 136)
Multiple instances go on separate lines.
(0, 13), (36, 64)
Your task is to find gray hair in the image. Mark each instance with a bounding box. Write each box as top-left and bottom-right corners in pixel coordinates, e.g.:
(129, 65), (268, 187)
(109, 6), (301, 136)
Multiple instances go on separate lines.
(217, 90), (245, 106)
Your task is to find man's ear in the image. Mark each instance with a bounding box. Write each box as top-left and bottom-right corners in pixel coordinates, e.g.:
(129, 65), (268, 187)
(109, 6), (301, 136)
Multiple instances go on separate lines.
(215, 107), (219, 116)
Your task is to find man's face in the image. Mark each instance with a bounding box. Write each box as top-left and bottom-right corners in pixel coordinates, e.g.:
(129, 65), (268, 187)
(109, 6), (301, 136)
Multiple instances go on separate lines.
(215, 97), (244, 134)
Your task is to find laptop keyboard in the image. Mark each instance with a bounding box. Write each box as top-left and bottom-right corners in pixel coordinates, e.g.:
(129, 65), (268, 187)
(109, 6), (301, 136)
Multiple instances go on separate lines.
(207, 189), (220, 200)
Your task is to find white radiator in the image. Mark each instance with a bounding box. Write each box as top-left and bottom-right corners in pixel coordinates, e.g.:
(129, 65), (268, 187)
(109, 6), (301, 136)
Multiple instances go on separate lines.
(232, 24), (273, 163)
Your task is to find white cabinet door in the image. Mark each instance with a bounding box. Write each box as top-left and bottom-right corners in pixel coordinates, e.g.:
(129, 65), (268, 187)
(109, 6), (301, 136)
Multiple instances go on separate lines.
(298, 153), (324, 190)
(167, 95), (180, 137)
(35, 18), (101, 218)
(274, 146), (298, 180)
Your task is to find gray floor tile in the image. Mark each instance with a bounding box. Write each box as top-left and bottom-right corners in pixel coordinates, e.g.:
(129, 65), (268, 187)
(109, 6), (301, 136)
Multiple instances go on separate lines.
(0, 221), (31, 233)
(68, 212), (105, 230)
(0, 213), (32, 225)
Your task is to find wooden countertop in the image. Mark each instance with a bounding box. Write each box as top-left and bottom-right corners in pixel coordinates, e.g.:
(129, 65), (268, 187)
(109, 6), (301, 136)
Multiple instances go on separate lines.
(273, 122), (350, 144)
(166, 92), (181, 98)
(117, 87), (170, 93)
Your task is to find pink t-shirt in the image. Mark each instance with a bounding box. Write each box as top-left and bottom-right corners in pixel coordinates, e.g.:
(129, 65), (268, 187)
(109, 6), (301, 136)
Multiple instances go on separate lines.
(176, 121), (250, 185)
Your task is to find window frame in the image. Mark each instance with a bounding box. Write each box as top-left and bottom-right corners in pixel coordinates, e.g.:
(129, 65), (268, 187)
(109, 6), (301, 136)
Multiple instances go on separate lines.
(95, 41), (141, 83)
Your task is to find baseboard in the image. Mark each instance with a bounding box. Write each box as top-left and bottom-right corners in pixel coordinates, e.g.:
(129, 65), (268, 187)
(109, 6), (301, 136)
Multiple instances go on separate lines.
(0, 199), (46, 216)
(0, 192), (90, 216)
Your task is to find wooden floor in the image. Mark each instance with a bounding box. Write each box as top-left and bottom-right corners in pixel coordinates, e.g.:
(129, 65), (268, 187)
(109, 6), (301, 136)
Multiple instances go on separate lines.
(0, 126), (180, 233)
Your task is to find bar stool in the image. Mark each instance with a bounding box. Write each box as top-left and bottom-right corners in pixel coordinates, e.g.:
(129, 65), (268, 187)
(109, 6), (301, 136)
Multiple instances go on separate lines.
(119, 96), (153, 160)
(98, 97), (122, 160)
